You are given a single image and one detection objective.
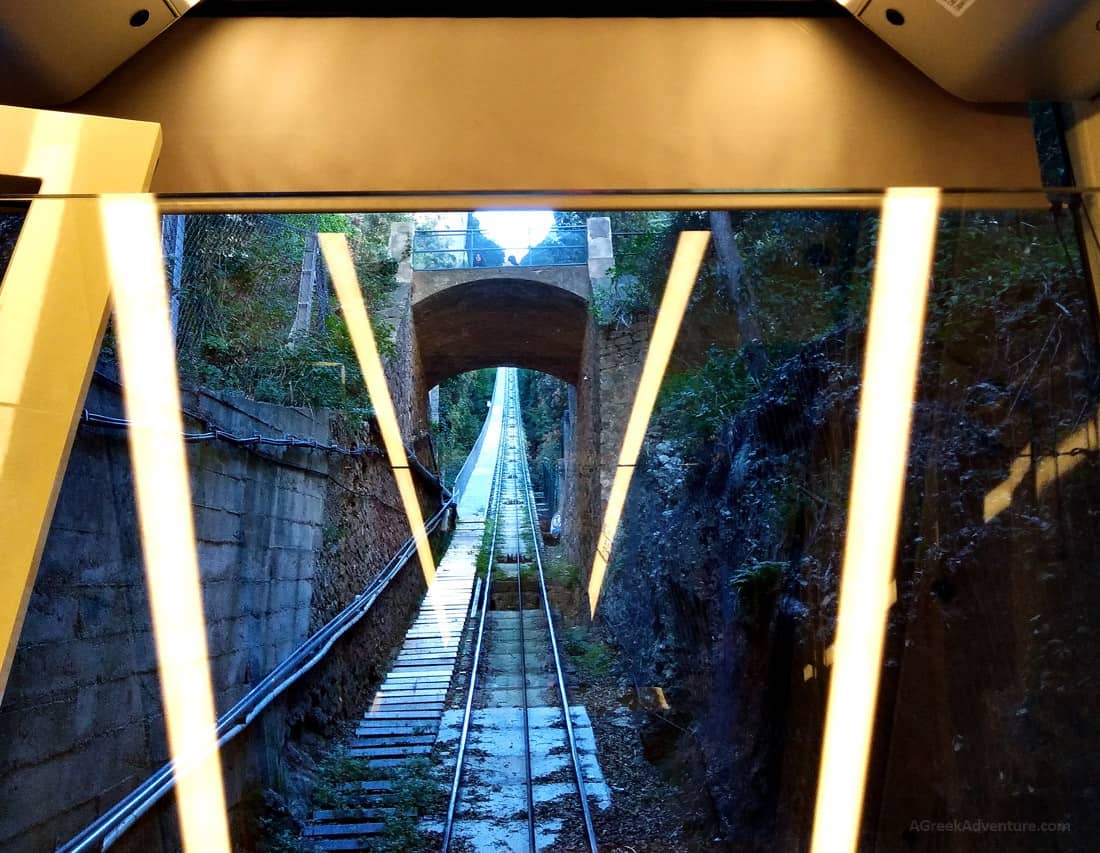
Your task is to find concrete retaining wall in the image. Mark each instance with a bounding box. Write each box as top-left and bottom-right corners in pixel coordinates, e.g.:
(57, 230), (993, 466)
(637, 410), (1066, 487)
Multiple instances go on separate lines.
(0, 374), (331, 851)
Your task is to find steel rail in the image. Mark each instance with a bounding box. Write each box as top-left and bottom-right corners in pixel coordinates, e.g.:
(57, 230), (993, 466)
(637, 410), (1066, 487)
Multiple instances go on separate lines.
(59, 497), (454, 853)
(514, 380), (600, 853)
(440, 380), (509, 851)
(510, 382), (539, 853)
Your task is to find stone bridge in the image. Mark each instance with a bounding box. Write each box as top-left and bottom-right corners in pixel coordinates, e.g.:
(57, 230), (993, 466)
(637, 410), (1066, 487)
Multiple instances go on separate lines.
(413, 265), (591, 387)
(381, 217), (636, 599)
(388, 219), (614, 389)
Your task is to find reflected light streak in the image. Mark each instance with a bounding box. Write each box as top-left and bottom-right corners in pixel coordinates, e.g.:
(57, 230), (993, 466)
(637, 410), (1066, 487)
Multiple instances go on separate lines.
(810, 188), (940, 853)
(587, 231), (710, 617)
(100, 194), (230, 853)
(983, 443), (1034, 522)
(984, 409), (1100, 522)
(0, 115), (80, 470)
(319, 233), (450, 641)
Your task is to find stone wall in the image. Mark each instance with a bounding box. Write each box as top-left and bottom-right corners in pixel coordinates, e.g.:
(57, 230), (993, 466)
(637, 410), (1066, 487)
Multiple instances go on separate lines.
(560, 317), (608, 606)
(379, 284), (424, 445)
(0, 357), (446, 851)
(597, 318), (652, 505)
(381, 224), (431, 462)
(558, 315), (651, 603)
(0, 374), (330, 851)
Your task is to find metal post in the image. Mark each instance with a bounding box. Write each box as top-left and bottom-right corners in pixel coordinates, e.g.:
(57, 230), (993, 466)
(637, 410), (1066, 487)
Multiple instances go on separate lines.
(288, 230), (319, 345)
(161, 213), (186, 337)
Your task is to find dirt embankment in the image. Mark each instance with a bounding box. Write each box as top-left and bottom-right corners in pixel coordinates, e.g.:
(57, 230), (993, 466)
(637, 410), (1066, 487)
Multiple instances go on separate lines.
(595, 270), (1100, 851)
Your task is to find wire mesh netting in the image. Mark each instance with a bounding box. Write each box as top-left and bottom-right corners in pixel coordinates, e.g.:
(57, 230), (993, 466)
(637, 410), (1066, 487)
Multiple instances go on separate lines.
(164, 212), (409, 411)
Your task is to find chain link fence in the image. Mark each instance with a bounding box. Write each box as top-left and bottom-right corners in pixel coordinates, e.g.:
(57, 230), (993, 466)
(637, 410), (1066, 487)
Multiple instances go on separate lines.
(162, 212), (407, 411)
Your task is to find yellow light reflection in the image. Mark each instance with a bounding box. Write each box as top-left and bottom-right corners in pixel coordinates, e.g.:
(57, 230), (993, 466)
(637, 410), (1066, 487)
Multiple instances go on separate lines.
(1036, 417), (1097, 492)
(318, 233), (449, 639)
(983, 444), (1033, 521)
(984, 409), (1100, 522)
(587, 231), (710, 616)
(0, 114), (80, 470)
(811, 187), (941, 853)
(100, 194), (230, 853)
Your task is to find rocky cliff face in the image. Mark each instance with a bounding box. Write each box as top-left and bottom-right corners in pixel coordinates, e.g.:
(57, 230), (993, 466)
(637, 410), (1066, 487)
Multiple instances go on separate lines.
(597, 250), (1100, 850)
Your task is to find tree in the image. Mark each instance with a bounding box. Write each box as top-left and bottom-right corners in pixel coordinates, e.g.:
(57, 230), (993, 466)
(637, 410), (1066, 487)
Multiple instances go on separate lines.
(709, 210), (768, 378)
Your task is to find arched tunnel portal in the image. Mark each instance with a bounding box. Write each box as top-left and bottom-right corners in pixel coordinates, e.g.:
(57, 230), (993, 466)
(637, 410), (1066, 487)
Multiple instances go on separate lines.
(412, 268), (592, 388)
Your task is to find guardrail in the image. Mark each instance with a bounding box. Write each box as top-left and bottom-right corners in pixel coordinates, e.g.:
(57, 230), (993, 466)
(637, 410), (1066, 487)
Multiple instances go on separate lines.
(411, 224), (588, 271)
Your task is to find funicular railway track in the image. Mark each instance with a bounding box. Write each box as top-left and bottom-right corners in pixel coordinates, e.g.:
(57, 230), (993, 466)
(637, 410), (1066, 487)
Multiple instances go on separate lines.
(298, 368), (601, 851)
(441, 370), (598, 852)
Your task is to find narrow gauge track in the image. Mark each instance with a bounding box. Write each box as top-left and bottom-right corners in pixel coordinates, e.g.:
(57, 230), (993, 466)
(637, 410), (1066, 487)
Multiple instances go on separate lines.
(442, 370), (598, 852)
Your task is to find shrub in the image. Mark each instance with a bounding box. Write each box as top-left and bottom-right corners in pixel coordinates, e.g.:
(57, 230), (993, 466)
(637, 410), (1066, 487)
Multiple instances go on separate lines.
(730, 560), (787, 616)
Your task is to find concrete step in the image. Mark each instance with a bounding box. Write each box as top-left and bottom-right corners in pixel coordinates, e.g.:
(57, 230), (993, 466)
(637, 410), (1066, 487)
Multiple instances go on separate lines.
(368, 700), (445, 711)
(355, 723), (436, 736)
(383, 670), (453, 680)
(303, 821), (385, 837)
(337, 780), (394, 793)
(308, 838), (374, 851)
(373, 695), (448, 707)
(359, 710), (442, 722)
(348, 743), (433, 758)
(400, 639), (461, 650)
(377, 684), (451, 696)
(374, 688), (449, 700)
(349, 734), (437, 747)
(311, 807), (396, 821)
(373, 685), (450, 696)
(366, 757), (413, 769)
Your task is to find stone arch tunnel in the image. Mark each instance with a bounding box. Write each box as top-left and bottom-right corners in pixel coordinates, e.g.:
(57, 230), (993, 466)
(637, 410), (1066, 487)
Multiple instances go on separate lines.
(411, 264), (593, 388)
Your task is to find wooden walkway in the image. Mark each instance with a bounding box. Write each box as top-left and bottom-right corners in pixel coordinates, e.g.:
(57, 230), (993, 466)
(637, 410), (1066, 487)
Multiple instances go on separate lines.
(303, 371), (507, 850)
(303, 520), (484, 850)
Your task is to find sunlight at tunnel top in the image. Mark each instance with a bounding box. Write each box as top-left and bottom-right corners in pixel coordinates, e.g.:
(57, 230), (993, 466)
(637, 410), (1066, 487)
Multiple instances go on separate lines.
(415, 210), (555, 263)
(474, 210), (555, 262)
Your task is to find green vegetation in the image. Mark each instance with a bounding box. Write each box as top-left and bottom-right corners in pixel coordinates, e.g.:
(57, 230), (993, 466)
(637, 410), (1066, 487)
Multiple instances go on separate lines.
(310, 750), (380, 810)
(590, 211), (705, 326)
(542, 554), (580, 590)
(562, 625), (613, 679)
(518, 369), (567, 505)
(256, 819), (311, 853)
(652, 345), (763, 453)
(642, 206), (1083, 459)
(170, 212), (404, 410)
(376, 758), (445, 853)
(434, 369), (496, 486)
(475, 518), (495, 575)
(413, 212), (510, 269)
(322, 519), (349, 551)
(262, 751), (443, 853)
(491, 562), (536, 585)
(729, 560), (787, 616)
(929, 208), (1083, 342)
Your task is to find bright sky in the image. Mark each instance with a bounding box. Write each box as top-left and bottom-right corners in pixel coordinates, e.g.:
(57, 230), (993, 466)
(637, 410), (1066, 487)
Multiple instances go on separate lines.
(473, 210), (555, 262)
(415, 209), (555, 263)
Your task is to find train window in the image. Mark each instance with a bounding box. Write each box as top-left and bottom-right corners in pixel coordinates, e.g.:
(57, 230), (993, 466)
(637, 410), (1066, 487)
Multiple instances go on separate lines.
(1, 191), (1098, 852)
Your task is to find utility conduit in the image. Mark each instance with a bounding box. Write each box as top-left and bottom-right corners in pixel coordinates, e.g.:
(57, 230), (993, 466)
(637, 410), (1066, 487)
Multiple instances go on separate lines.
(79, 408), (451, 500)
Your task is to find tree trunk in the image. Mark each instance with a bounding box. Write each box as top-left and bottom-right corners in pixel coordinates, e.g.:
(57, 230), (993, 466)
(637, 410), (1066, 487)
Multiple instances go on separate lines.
(709, 210), (767, 378)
